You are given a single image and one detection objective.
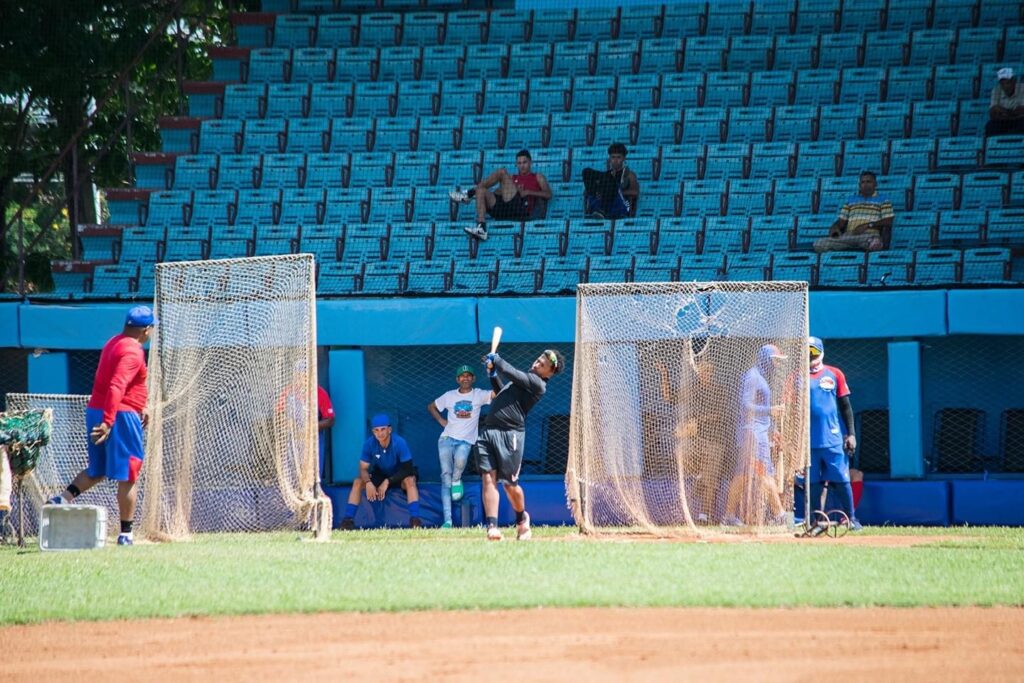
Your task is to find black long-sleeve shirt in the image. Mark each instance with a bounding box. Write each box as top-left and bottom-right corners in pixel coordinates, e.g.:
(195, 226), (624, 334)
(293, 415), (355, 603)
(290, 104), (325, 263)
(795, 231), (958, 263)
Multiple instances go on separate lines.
(485, 354), (547, 431)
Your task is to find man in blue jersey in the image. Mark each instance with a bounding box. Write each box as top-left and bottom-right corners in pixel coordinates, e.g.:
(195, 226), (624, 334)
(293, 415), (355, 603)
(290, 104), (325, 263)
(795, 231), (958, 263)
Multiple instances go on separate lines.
(724, 344), (787, 526)
(807, 336), (861, 530)
(339, 413), (422, 530)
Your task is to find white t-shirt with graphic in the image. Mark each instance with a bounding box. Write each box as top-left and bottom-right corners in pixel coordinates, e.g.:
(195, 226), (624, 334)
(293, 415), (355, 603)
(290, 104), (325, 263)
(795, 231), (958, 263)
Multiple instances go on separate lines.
(434, 388), (492, 443)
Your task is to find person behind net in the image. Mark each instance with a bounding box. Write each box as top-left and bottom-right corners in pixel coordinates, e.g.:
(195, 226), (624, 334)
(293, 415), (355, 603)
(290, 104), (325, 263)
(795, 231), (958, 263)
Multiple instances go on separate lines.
(339, 413), (422, 530)
(807, 336), (862, 531)
(813, 171), (893, 253)
(475, 349), (564, 541)
(448, 149), (552, 242)
(47, 306), (156, 546)
(986, 67), (1024, 137)
(723, 344), (787, 527)
(428, 364), (493, 529)
(582, 142), (640, 220)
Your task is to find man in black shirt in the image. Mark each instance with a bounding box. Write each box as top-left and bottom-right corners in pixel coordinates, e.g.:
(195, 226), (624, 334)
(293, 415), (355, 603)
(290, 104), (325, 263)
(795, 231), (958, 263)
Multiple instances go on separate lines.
(476, 348), (565, 541)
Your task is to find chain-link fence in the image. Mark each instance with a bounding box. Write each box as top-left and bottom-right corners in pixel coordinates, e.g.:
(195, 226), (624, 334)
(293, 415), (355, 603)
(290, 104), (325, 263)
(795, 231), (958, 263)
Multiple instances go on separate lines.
(0, 349), (29, 411)
(362, 342), (575, 483)
(68, 350), (101, 395)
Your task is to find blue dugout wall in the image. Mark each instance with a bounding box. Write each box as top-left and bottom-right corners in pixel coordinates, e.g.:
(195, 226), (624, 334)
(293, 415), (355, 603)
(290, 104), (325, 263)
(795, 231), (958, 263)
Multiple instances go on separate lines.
(3, 288), (1023, 526)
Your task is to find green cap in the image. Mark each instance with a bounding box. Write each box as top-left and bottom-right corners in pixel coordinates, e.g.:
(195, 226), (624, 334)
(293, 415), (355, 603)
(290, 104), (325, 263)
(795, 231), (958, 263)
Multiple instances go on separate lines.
(455, 364), (475, 378)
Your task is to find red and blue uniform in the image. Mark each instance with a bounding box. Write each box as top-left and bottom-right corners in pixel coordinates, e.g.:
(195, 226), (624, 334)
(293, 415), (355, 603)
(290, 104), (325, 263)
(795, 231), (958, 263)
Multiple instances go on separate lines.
(360, 433), (413, 477)
(809, 365), (851, 484)
(86, 334), (148, 482)
(317, 386), (335, 473)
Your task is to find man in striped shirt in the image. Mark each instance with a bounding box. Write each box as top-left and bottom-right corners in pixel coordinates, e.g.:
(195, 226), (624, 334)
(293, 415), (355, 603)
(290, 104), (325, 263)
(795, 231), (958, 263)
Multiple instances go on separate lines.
(814, 171), (893, 253)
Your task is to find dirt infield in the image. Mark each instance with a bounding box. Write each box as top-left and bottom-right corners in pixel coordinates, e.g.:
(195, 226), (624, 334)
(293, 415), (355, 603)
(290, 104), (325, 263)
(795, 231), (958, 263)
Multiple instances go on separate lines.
(3, 607), (1023, 682)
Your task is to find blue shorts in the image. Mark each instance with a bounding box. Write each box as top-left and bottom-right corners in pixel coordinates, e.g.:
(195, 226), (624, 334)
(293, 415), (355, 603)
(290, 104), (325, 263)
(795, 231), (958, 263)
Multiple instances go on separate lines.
(809, 446), (850, 484)
(85, 408), (145, 482)
(735, 428), (774, 478)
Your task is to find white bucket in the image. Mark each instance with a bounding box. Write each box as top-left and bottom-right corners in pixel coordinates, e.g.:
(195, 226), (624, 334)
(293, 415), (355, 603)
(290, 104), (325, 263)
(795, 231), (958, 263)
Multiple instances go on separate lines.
(39, 505), (108, 551)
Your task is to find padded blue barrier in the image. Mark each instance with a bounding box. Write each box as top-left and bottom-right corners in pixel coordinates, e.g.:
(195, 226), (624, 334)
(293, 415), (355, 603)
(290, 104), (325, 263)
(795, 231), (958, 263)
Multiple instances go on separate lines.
(325, 478), (574, 529)
(947, 290), (1024, 335)
(0, 303), (18, 347)
(951, 481), (1024, 526)
(855, 481), (951, 526)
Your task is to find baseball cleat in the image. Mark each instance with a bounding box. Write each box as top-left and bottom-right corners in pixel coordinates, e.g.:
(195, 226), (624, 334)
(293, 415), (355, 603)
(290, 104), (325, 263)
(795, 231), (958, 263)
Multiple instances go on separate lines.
(116, 534), (134, 546)
(486, 525), (503, 541)
(516, 512), (532, 541)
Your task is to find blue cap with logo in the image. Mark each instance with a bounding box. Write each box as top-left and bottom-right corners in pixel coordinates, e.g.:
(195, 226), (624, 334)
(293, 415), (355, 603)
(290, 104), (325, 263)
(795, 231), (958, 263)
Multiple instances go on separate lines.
(125, 305), (157, 327)
(808, 336), (824, 355)
(370, 413), (391, 428)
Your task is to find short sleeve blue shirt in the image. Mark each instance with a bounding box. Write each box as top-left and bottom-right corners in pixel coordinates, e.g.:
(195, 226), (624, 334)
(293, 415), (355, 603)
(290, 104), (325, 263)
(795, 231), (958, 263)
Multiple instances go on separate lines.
(360, 434), (413, 475)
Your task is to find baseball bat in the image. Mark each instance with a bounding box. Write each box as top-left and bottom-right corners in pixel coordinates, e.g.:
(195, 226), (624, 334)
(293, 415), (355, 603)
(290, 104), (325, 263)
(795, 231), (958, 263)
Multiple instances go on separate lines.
(490, 326), (503, 354)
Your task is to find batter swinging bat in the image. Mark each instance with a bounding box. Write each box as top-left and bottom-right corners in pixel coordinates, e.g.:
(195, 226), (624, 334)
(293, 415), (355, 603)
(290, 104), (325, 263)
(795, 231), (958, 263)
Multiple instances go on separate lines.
(490, 326), (503, 355)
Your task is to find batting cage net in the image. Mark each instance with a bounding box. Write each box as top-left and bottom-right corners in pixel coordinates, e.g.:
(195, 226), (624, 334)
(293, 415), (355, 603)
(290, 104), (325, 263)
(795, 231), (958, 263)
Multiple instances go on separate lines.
(140, 254), (331, 541)
(566, 281), (810, 537)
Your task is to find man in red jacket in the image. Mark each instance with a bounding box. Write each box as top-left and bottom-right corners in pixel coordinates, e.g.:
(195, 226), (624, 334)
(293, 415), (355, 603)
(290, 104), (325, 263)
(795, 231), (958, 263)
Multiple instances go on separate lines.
(48, 306), (155, 546)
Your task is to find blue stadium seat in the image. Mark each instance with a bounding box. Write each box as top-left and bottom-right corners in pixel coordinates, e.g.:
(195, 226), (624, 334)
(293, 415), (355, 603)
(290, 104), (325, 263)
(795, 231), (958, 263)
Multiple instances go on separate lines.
(705, 72), (749, 109)
(678, 253), (725, 281)
(361, 261), (408, 295)
(503, 113), (548, 151)
(329, 117), (373, 153)
(317, 261), (362, 295)
(323, 188), (368, 224)
(955, 27), (1003, 64)
(866, 250), (913, 286)
(405, 259), (452, 294)
(199, 120), (242, 155)
(573, 76), (616, 113)
(985, 209), (1024, 247)
(358, 13), (401, 48)
(298, 224), (343, 263)
(279, 188), (325, 226)
(727, 106), (773, 144)
(420, 45), (464, 81)
(772, 178), (816, 215)
(771, 252), (817, 284)
(544, 182), (582, 220)
(273, 15), (313, 49)
(467, 43), (511, 80)
(1011, 171), (1024, 207)
(436, 150), (482, 188)
(402, 11), (445, 48)
(637, 109), (682, 147)
(909, 30), (955, 67)
(316, 15), (358, 49)
(818, 252), (866, 286)
(932, 0), (978, 29)
(173, 155), (216, 191)
(377, 46), (421, 83)
(913, 174), (961, 211)
(684, 36), (728, 71)
(575, 7), (618, 43)
(393, 151), (438, 188)
(913, 249), (962, 285)
(235, 189), (281, 227)
(334, 48), (377, 83)
(937, 210), (986, 246)
(89, 263), (141, 296)
(614, 74), (658, 111)
(460, 115), (504, 153)
(703, 0), (751, 37)
(911, 101), (957, 139)
(592, 109), (637, 147)
(145, 190), (192, 227)
(933, 64), (979, 101)
(347, 151), (393, 189)
(961, 247), (1013, 283)
(595, 40), (639, 78)
(794, 0), (839, 34)
(703, 143), (748, 180)
(840, 0), (885, 32)
(430, 222), (472, 262)
(416, 116), (460, 153)
(748, 0), (793, 36)
(569, 146), (609, 181)
(526, 78), (571, 115)
(548, 111), (594, 149)
(977, 0), (1024, 27)
(309, 84), (351, 119)
(409, 187), (450, 223)
(587, 254), (633, 284)
(395, 81), (440, 119)
(633, 254), (679, 281)
(818, 104), (863, 142)
(796, 141), (841, 179)
(531, 9), (576, 44)
(726, 179), (771, 216)
(190, 190), (235, 227)
(957, 99), (991, 137)
(960, 172), (1008, 210)
(365, 187), (413, 224)
(935, 136), (983, 171)
(985, 136), (1024, 167)
(617, 5), (664, 41)
(443, 10), (487, 46)
(886, 65), (933, 104)
(748, 215), (793, 252)
(681, 179), (726, 217)
(305, 153), (348, 190)
(657, 217), (702, 255)
(384, 222), (432, 262)
(876, 175), (912, 211)
(338, 223), (385, 263)
(863, 102), (910, 139)
(659, 72), (704, 110)
(724, 252), (771, 280)
(450, 258), (495, 294)
(610, 219), (655, 256)
(793, 214), (833, 249)
(474, 223), (522, 261)
(701, 215), (748, 252)
(551, 41), (595, 79)
(862, 31), (909, 69)
(266, 83), (309, 120)
(161, 224), (210, 262)
(565, 219), (610, 256)
(728, 35), (772, 71)
(248, 48), (290, 83)
(773, 34), (818, 71)
(520, 219), (566, 258)
(748, 71), (793, 108)
(772, 105), (818, 143)
(351, 82), (396, 118)
(841, 140), (887, 176)
(538, 255), (587, 294)
(638, 38), (683, 74)
(1005, 26), (1024, 64)
(819, 34), (863, 71)
(889, 211), (937, 250)
(681, 108), (726, 145)
(660, 4), (706, 38)
(889, 138), (935, 176)
(749, 142), (795, 179)
(242, 120), (286, 155)
(837, 68), (885, 104)
(493, 256), (541, 295)
(252, 223), (294, 256)
(119, 226), (164, 265)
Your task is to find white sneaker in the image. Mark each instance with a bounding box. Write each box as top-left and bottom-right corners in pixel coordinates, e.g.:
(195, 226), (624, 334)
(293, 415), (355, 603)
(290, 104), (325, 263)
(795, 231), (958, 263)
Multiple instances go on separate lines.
(486, 525), (503, 541)
(516, 512), (532, 541)
(449, 188), (471, 204)
(463, 223), (489, 241)
(723, 516), (743, 527)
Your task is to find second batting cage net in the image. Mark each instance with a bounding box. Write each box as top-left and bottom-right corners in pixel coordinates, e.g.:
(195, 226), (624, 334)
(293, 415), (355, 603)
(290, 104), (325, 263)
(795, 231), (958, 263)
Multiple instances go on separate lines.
(567, 281), (810, 537)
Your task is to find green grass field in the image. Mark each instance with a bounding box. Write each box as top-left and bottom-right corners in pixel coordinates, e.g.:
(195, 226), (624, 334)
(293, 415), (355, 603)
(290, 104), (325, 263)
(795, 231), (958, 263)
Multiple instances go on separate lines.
(2, 526), (1023, 625)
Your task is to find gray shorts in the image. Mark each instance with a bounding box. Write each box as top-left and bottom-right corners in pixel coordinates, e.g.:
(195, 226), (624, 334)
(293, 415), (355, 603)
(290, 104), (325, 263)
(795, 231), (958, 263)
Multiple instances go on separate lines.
(475, 427), (525, 485)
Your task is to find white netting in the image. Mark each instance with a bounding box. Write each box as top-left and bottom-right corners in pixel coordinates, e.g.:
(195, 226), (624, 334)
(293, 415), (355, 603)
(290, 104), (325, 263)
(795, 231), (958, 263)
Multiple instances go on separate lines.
(140, 254), (331, 541)
(566, 281), (809, 537)
(3, 393), (114, 536)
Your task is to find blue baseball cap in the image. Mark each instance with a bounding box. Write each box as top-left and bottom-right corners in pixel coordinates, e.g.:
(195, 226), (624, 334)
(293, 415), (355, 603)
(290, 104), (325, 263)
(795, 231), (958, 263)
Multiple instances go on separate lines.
(808, 336), (824, 355)
(125, 305), (157, 327)
(370, 413), (391, 428)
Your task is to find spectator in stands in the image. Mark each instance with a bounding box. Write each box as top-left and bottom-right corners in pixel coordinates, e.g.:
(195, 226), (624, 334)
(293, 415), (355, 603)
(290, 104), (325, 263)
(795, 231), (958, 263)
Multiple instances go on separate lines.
(986, 67), (1024, 137)
(449, 149), (552, 241)
(339, 413), (422, 530)
(583, 142), (640, 219)
(813, 171), (893, 253)
(428, 364), (493, 529)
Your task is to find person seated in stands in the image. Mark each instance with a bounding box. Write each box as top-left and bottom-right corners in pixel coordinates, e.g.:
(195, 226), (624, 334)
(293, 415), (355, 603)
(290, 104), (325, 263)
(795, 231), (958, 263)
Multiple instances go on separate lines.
(583, 142), (640, 220)
(449, 149), (552, 242)
(813, 171), (893, 253)
(986, 67), (1024, 137)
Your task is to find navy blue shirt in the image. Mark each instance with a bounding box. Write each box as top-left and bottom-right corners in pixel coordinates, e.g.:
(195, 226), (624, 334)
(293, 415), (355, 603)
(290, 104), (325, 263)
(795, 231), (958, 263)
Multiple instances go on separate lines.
(360, 433), (413, 475)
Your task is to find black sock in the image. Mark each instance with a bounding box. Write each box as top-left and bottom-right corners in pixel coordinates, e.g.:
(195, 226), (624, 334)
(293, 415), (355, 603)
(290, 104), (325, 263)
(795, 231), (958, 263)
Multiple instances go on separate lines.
(515, 510), (526, 524)
(67, 484), (81, 497)
(120, 520), (133, 534)
(486, 516), (498, 528)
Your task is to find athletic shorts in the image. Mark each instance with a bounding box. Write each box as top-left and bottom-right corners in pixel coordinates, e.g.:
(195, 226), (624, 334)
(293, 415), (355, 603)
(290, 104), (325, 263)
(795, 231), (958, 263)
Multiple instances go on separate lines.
(85, 408), (144, 482)
(474, 427), (525, 485)
(809, 446), (850, 484)
(734, 428), (774, 478)
(369, 460), (418, 488)
(489, 194), (531, 220)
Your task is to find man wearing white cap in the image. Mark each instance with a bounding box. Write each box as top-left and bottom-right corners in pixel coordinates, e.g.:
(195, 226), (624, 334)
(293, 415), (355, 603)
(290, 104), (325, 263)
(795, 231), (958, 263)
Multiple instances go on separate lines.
(986, 67), (1024, 137)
